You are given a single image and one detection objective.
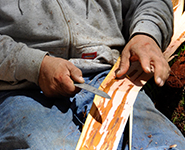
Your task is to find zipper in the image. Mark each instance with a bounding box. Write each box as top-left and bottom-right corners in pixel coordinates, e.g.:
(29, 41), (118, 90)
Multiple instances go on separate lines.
(56, 0), (73, 59)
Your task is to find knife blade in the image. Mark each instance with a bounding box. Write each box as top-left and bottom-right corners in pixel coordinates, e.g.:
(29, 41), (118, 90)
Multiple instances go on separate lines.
(74, 83), (111, 99)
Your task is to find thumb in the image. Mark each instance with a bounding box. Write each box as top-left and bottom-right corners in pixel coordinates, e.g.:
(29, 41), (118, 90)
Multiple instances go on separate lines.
(70, 66), (85, 83)
(116, 55), (130, 78)
(74, 75), (85, 83)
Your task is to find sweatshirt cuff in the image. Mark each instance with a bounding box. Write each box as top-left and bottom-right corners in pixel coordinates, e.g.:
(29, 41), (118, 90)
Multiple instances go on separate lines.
(130, 20), (162, 48)
(15, 45), (48, 85)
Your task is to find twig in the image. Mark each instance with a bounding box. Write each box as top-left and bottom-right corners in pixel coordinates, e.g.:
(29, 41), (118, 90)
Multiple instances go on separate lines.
(129, 106), (133, 150)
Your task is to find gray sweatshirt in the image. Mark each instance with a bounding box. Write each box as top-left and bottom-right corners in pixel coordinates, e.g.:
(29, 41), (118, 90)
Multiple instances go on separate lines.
(0, 0), (173, 90)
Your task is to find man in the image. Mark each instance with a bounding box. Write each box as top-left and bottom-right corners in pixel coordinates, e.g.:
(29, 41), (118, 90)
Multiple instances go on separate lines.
(0, 0), (184, 149)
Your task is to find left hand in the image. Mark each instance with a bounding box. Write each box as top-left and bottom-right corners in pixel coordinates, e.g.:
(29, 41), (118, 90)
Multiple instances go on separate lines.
(116, 34), (170, 86)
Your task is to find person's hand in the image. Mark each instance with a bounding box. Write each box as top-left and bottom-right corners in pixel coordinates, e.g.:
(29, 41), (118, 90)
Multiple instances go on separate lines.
(38, 55), (84, 97)
(116, 34), (170, 86)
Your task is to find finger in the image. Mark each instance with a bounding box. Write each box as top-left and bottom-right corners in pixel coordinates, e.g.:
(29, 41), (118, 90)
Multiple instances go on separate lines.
(153, 58), (170, 86)
(58, 74), (79, 96)
(116, 48), (130, 78)
(63, 62), (84, 95)
(52, 64), (77, 96)
(139, 54), (152, 74)
(67, 62), (85, 83)
(56, 61), (82, 96)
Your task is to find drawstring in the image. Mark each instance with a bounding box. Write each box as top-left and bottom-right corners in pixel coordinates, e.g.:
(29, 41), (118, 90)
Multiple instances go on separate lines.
(18, 0), (23, 15)
(86, 0), (90, 19)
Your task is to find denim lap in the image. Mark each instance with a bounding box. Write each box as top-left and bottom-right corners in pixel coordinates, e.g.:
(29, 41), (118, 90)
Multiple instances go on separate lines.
(0, 70), (185, 150)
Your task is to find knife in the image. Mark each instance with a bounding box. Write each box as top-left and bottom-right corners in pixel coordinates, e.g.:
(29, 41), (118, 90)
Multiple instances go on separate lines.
(74, 83), (111, 99)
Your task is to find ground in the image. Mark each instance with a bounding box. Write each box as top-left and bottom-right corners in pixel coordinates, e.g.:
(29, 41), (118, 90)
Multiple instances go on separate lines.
(144, 43), (185, 137)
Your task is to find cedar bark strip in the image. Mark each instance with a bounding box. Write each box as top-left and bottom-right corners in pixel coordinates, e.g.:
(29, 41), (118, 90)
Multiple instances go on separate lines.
(76, 59), (152, 150)
(76, 0), (185, 149)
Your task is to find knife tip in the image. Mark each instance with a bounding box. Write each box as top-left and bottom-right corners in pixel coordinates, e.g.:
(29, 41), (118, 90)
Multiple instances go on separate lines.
(104, 94), (111, 99)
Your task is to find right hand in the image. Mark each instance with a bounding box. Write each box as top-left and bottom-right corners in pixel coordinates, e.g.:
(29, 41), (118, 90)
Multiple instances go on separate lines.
(38, 55), (84, 97)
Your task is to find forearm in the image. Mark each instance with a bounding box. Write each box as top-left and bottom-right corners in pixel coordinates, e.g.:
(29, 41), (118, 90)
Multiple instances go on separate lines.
(122, 0), (173, 50)
(0, 34), (47, 85)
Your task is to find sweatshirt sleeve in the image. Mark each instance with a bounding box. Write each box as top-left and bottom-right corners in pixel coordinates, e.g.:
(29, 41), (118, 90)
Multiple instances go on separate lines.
(122, 0), (173, 51)
(0, 34), (47, 86)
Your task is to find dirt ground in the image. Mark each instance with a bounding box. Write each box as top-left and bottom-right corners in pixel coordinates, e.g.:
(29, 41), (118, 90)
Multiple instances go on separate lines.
(144, 50), (185, 137)
(166, 50), (185, 137)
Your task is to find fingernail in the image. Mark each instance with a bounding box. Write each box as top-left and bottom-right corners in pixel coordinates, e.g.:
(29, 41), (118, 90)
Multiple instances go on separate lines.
(157, 77), (161, 84)
(79, 76), (85, 83)
(146, 67), (151, 73)
(116, 70), (122, 78)
(116, 70), (121, 75)
(159, 80), (164, 86)
(150, 66), (154, 73)
(157, 77), (164, 86)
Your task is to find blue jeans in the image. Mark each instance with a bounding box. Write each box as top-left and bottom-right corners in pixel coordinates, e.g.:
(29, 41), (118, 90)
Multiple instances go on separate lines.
(0, 70), (184, 150)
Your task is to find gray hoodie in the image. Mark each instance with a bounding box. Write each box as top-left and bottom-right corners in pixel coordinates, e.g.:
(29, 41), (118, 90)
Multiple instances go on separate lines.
(0, 0), (173, 90)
